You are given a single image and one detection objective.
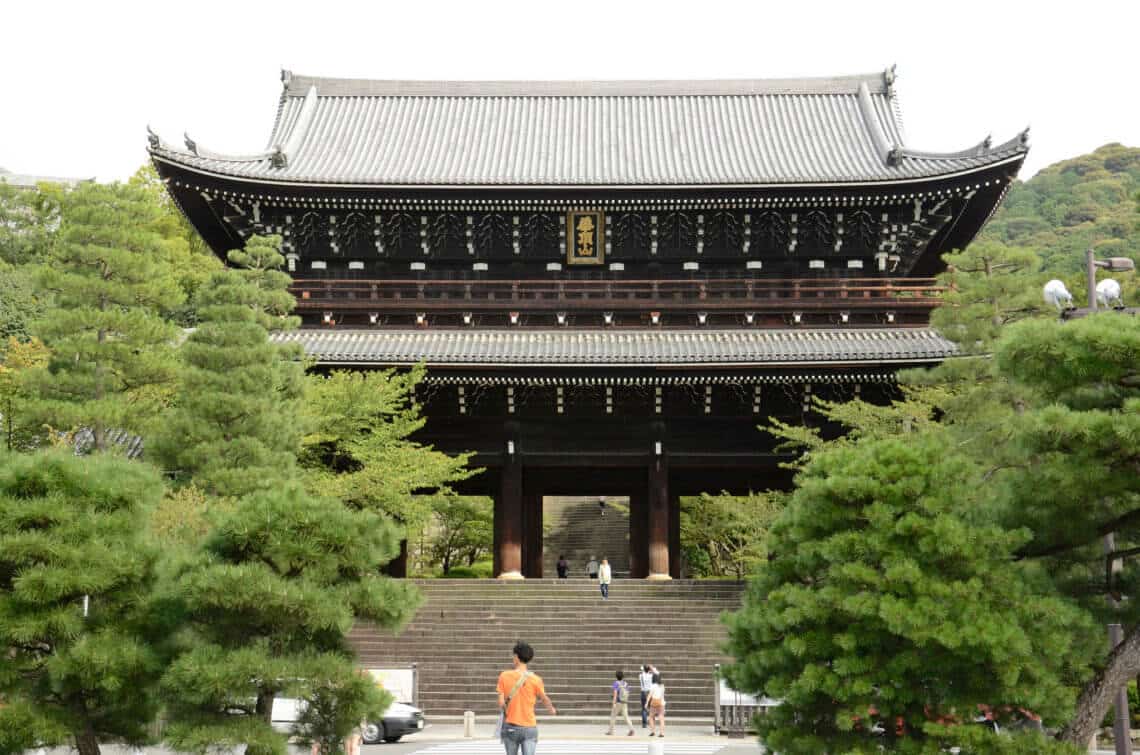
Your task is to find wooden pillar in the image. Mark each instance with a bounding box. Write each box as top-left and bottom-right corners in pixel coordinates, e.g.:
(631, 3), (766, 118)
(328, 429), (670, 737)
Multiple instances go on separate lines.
(669, 494), (681, 579)
(497, 446), (524, 579)
(647, 454), (671, 580)
(628, 490), (648, 579)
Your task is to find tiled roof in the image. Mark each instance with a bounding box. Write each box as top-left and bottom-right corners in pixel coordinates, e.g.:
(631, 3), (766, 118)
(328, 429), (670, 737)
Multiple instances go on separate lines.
(149, 70), (1027, 187)
(270, 328), (957, 366)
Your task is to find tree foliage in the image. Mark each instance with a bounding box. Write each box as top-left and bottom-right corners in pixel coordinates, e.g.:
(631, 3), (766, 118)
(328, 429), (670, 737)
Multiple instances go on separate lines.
(25, 181), (183, 452)
(0, 337), (50, 451)
(159, 486), (419, 755)
(680, 491), (783, 578)
(153, 236), (304, 497)
(127, 165), (222, 327)
(301, 367), (476, 534)
(429, 496), (494, 575)
(724, 436), (1094, 754)
(0, 451), (166, 755)
(981, 144), (1140, 281)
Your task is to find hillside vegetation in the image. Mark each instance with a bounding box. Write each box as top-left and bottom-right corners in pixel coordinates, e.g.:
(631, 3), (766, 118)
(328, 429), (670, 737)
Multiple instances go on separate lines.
(980, 143), (1140, 273)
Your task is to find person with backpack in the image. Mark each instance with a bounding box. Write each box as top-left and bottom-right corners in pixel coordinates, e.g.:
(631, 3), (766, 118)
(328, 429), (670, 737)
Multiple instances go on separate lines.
(606, 670), (635, 736)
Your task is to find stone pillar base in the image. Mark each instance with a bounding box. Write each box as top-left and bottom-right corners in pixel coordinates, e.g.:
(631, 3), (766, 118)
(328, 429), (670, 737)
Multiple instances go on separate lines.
(497, 571), (525, 581)
(646, 572), (673, 581)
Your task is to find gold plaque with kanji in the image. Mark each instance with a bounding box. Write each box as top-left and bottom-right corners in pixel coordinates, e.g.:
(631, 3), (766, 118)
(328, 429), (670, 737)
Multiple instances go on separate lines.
(566, 210), (604, 265)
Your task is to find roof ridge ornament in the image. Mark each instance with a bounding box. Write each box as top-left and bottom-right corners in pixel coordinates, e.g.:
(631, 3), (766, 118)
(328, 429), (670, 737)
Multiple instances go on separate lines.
(146, 125), (161, 150)
(883, 64), (897, 96)
(184, 132), (198, 156)
(856, 81), (901, 167)
(281, 68), (293, 91)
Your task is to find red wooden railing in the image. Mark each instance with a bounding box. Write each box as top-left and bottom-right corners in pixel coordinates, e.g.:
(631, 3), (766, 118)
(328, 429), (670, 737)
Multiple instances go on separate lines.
(289, 278), (942, 312)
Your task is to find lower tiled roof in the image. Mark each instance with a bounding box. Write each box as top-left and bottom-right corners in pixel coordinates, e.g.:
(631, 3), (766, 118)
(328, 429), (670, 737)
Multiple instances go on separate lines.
(270, 328), (956, 367)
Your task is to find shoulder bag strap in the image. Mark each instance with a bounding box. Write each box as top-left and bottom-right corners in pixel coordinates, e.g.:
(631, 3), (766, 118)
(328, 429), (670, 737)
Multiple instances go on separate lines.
(503, 671), (531, 710)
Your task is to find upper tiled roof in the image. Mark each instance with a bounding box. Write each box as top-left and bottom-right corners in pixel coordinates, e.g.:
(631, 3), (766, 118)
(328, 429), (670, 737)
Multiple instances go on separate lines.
(269, 328), (956, 366)
(149, 69), (1027, 187)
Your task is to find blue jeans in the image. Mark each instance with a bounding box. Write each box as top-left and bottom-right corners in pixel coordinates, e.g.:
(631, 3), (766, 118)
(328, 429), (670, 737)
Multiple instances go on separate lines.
(501, 723), (538, 755)
(640, 690), (649, 725)
(600, 583), (609, 599)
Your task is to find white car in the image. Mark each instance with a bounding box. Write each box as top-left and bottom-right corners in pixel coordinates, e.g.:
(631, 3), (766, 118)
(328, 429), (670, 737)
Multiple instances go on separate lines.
(271, 697), (425, 744)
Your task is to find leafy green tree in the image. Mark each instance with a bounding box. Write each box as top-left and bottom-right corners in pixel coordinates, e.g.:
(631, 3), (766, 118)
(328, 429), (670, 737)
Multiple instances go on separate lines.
(158, 486), (420, 755)
(429, 496), (493, 575)
(0, 450), (166, 755)
(128, 166), (223, 327)
(981, 144), (1140, 277)
(0, 260), (46, 343)
(680, 491), (783, 578)
(294, 671), (391, 755)
(25, 182), (184, 452)
(153, 235), (303, 497)
(724, 435), (1094, 754)
(0, 337), (50, 451)
(0, 179), (59, 266)
(301, 368), (476, 555)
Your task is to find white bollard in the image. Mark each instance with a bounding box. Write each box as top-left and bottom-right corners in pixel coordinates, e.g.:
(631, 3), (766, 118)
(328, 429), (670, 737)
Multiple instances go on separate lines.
(648, 739), (665, 755)
(463, 710), (476, 737)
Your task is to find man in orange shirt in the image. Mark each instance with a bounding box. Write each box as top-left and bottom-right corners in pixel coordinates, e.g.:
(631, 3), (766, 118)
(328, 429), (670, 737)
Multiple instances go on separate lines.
(496, 640), (557, 755)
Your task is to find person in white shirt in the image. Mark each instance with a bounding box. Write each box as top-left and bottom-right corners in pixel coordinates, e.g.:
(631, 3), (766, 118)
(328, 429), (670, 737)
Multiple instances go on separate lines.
(586, 556), (599, 579)
(638, 664), (656, 728)
(598, 557), (612, 600)
(645, 672), (666, 737)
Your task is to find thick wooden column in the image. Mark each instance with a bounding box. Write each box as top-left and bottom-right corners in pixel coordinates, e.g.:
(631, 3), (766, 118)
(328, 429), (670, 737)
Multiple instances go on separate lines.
(497, 443), (524, 579)
(647, 454), (672, 580)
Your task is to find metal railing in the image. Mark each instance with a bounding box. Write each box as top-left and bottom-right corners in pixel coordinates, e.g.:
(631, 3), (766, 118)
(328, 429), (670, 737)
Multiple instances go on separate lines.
(713, 663), (780, 736)
(290, 277), (942, 312)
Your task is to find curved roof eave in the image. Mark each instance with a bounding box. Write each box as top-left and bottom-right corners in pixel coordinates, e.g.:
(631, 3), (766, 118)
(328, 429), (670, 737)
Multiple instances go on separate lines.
(150, 149), (1027, 192)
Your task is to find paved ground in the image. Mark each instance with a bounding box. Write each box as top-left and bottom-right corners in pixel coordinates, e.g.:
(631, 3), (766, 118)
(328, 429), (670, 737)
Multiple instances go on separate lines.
(365, 722), (760, 754)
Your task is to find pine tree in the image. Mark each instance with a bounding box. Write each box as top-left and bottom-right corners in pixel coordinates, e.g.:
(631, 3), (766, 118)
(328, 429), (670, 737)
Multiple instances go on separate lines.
(26, 182), (184, 452)
(0, 450), (166, 755)
(723, 435), (1093, 754)
(159, 485), (420, 755)
(127, 165), (223, 327)
(153, 235), (303, 497)
(988, 314), (1140, 746)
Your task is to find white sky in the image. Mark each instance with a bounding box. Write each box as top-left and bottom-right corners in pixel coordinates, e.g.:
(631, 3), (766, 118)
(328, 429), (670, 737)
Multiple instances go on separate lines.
(3, 0), (1137, 183)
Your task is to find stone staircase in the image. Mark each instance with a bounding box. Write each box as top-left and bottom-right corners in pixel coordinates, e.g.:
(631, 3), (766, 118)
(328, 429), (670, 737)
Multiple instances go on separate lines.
(349, 579), (745, 722)
(541, 496), (631, 577)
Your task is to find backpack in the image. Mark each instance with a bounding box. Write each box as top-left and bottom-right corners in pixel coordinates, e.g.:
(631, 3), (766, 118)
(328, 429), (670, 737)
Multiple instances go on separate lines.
(616, 681), (629, 703)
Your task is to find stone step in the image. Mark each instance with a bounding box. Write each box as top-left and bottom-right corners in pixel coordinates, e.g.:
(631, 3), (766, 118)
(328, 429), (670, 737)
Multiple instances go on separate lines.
(349, 579), (744, 722)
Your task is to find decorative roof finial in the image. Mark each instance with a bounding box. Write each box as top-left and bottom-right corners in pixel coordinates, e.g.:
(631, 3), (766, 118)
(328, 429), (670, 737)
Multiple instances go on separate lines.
(281, 69), (293, 90)
(270, 146), (288, 168)
(982, 134), (992, 152)
(146, 125), (161, 150)
(183, 133), (198, 156)
(886, 146), (903, 166)
(883, 64), (897, 95)
(1019, 127), (1031, 147)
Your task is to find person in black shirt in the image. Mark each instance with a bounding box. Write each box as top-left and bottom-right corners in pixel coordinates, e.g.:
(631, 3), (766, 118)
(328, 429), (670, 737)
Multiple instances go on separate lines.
(556, 554), (569, 579)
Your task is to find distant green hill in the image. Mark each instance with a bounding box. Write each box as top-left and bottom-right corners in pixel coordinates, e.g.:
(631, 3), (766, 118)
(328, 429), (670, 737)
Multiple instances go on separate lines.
(980, 143), (1140, 273)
